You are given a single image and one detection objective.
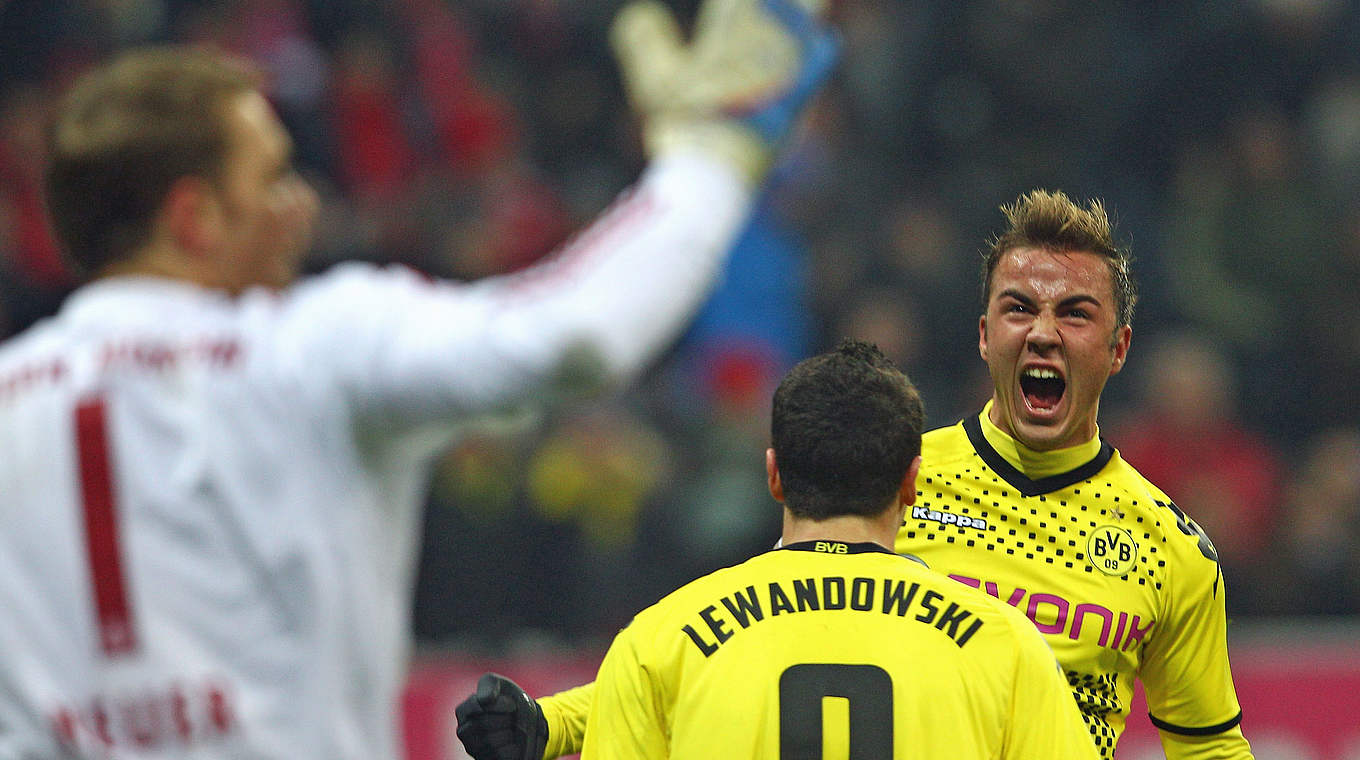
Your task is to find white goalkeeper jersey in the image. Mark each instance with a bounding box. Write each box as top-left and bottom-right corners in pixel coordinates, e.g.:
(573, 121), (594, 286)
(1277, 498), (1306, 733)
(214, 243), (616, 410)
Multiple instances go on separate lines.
(0, 152), (750, 760)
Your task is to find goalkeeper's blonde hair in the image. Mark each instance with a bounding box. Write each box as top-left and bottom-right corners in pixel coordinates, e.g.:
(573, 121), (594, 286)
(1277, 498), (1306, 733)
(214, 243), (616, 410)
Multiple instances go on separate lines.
(981, 189), (1137, 329)
(47, 46), (262, 275)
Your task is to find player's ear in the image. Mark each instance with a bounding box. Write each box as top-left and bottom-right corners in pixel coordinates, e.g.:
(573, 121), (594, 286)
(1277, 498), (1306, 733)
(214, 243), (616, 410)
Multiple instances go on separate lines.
(977, 314), (989, 361)
(766, 448), (785, 503)
(161, 175), (221, 256)
(1109, 324), (1132, 375)
(899, 455), (922, 506)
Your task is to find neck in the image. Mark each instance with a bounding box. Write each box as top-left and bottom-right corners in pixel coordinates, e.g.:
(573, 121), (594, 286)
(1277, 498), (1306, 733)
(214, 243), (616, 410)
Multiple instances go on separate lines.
(98, 242), (247, 295)
(978, 401), (1103, 478)
(782, 508), (902, 550)
(100, 243), (199, 281)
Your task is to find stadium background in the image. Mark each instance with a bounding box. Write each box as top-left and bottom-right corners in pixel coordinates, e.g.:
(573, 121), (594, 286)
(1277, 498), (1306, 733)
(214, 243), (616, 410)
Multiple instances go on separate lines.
(1, 0), (1357, 757)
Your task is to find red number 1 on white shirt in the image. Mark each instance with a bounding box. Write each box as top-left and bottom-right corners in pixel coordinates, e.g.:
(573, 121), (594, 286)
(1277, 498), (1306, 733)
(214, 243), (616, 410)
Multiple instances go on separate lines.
(75, 396), (139, 657)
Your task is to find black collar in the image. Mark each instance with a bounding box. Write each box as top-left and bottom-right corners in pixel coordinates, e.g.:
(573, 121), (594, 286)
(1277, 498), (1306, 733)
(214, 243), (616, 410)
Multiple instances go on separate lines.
(780, 540), (896, 555)
(962, 413), (1115, 497)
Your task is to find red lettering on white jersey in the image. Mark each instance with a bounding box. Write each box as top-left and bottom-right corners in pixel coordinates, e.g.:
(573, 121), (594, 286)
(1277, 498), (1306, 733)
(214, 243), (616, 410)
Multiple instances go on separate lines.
(48, 679), (239, 753)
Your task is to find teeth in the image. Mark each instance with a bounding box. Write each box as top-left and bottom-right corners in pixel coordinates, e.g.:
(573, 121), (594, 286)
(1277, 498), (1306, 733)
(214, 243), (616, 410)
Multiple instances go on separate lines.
(1023, 368), (1061, 380)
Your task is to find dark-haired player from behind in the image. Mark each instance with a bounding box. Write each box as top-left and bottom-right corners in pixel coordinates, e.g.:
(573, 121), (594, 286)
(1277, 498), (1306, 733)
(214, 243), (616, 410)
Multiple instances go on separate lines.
(463, 341), (1098, 759)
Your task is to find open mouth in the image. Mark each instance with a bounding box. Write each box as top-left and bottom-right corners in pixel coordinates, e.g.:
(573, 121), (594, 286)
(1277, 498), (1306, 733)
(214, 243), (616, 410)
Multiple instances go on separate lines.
(1020, 367), (1065, 411)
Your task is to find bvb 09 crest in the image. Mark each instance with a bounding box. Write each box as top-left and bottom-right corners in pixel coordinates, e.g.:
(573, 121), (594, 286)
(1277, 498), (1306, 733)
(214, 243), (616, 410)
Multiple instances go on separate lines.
(1087, 525), (1138, 576)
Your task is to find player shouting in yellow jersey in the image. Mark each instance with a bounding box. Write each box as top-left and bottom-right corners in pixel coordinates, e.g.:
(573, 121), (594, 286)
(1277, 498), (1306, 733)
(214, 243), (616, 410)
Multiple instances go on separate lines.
(892, 190), (1252, 759)
(460, 341), (1098, 759)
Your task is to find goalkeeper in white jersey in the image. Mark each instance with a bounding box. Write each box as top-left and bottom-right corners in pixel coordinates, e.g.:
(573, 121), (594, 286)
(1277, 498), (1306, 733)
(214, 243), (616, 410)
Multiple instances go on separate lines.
(0, 1), (836, 757)
(458, 340), (1097, 760)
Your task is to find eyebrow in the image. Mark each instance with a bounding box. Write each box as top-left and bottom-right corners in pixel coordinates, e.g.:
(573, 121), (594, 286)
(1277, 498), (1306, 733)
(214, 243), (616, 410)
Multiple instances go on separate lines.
(997, 289), (1103, 309)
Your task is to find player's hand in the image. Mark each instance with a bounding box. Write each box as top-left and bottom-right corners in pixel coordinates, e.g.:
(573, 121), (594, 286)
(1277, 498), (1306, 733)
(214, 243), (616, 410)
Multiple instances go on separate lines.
(611, 0), (839, 183)
(454, 673), (549, 760)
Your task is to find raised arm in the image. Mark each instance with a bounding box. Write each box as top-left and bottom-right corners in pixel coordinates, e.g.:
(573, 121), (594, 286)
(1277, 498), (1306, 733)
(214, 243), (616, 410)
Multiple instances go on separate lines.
(285, 0), (837, 435)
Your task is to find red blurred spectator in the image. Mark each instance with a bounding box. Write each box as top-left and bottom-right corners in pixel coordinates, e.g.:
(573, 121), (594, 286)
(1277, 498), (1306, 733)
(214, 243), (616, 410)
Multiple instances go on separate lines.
(1111, 332), (1282, 581)
(0, 86), (70, 288)
(329, 31), (416, 200)
(401, 0), (517, 177)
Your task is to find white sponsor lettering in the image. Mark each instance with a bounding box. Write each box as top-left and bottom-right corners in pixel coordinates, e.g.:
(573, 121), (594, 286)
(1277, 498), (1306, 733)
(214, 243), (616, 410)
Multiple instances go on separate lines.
(912, 506), (987, 531)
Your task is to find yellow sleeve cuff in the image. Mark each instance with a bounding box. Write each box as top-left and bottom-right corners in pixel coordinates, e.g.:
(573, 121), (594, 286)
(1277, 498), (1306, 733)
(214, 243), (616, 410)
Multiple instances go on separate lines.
(538, 681), (596, 759)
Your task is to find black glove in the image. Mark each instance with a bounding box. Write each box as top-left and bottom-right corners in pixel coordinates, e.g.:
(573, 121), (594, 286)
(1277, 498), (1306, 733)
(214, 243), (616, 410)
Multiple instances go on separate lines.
(454, 672), (549, 760)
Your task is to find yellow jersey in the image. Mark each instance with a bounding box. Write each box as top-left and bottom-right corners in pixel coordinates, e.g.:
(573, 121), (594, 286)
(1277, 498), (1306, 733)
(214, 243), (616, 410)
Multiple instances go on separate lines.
(540, 407), (1252, 760)
(894, 409), (1251, 759)
(578, 540), (1097, 759)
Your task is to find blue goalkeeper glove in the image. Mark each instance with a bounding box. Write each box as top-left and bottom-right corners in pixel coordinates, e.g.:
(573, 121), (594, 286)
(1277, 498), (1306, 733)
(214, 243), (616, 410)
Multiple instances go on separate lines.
(454, 673), (548, 760)
(611, 0), (840, 183)
(741, 0), (840, 145)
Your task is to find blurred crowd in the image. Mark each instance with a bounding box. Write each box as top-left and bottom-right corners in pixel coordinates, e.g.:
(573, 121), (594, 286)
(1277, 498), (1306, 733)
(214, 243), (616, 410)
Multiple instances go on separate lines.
(2, 0), (1359, 651)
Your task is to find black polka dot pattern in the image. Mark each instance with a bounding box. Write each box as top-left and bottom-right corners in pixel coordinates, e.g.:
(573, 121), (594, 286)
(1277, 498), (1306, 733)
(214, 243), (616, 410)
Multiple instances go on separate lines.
(911, 465), (1169, 592)
(1068, 670), (1121, 759)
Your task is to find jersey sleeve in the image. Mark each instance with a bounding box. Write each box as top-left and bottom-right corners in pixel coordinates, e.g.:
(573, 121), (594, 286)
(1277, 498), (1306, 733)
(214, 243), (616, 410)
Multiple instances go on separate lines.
(1137, 511), (1253, 759)
(578, 626), (667, 760)
(276, 151), (752, 430)
(1000, 613), (1102, 760)
(538, 681), (594, 759)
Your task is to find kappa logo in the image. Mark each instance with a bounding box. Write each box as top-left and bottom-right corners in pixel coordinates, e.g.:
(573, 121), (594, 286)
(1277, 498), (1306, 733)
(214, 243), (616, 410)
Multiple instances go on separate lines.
(1087, 525), (1138, 576)
(911, 506), (988, 531)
